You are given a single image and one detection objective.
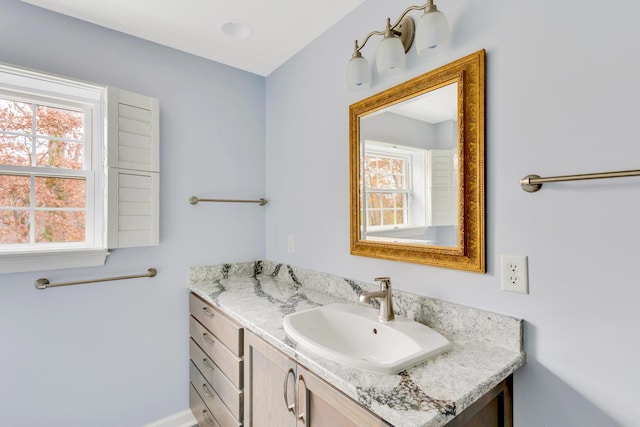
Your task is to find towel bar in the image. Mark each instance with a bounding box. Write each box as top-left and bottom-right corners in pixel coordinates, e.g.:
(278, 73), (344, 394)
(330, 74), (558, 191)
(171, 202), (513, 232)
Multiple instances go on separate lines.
(35, 268), (157, 290)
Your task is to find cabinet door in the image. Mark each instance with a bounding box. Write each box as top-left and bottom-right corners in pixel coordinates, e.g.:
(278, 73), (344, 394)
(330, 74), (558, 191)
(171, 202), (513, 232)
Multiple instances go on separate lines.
(446, 375), (513, 427)
(244, 330), (297, 427)
(296, 365), (389, 427)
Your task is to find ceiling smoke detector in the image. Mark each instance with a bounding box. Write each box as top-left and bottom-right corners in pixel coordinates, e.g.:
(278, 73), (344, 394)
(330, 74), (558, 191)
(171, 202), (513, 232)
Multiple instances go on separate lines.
(220, 20), (253, 39)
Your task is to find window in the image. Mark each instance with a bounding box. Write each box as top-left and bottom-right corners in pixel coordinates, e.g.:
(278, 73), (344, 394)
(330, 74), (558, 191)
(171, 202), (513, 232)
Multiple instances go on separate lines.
(0, 65), (159, 274)
(363, 150), (410, 229)
(0, 92), (99, 249)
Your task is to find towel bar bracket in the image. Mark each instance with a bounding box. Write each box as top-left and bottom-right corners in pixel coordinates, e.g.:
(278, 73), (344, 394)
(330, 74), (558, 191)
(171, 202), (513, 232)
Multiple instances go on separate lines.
(520, 174), (542, 193)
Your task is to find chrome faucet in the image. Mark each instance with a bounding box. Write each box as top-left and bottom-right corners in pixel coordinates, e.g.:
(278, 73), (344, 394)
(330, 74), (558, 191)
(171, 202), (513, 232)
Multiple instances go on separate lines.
(359, 277), (395, 322)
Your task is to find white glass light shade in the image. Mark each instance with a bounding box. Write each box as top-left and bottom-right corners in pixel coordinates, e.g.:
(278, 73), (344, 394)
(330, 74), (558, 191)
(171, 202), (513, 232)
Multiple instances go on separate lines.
(375, 35), (406, 77)
(415, 9), (451, 57)
(346, 55), (371, 90)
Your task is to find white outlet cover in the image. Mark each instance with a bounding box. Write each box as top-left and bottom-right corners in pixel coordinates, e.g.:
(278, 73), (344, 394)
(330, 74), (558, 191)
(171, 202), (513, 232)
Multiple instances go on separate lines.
(500, 255), (529, 294)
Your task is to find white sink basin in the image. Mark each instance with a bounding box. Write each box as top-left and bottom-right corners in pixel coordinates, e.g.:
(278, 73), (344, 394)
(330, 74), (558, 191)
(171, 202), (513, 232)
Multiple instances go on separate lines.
(283, 303), (452, 374)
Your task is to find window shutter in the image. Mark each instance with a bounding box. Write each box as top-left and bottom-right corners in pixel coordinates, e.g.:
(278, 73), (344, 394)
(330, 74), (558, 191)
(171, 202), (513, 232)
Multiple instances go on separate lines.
(107, 168), (159, 248)
(107, 87), (159, 172)
(106, 87), (160, 248)
(427, 149), (457, 227)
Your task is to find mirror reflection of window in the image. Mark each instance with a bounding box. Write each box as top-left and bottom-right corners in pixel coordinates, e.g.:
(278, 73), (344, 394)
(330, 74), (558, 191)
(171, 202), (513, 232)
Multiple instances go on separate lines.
(364, 144), (412, 229)
(362, 141), (428, 242)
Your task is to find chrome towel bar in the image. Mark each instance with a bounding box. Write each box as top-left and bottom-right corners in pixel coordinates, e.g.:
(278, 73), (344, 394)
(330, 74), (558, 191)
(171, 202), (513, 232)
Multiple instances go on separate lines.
(189, 196), (268, 206)
(35, 268), (157, 290)
(520, 169), (640, 193)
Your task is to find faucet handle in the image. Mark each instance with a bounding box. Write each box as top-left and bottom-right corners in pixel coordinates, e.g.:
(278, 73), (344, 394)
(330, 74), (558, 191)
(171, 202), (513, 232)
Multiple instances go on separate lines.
(372, 277), (394, 321)
(373, 277), (391, 289)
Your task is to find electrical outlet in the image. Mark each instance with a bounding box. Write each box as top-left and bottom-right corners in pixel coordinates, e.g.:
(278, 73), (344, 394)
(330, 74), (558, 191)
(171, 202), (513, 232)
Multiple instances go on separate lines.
(500, 255), (529, 294)
(288, 234), (295, 253)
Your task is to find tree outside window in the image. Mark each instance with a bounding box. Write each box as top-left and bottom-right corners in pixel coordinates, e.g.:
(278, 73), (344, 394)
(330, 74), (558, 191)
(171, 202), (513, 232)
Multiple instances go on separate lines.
(0, 97), (87, 245)
(363, 150), (409, 229)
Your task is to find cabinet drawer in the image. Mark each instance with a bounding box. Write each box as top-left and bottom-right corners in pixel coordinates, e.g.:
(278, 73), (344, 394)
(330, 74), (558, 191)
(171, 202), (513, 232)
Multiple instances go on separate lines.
(190, 338), (243, 421)
(190, 293), (243, 356)
(190, 382), (220, 427)
(190, 362), (242, 427)
(190, 316), (243, 388)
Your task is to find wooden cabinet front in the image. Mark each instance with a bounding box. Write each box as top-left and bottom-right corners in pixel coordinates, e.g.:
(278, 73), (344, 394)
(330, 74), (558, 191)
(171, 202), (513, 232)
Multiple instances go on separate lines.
(296, 364), (389, 427)
(446, 375), (513, 427)
(189, 382), (220, 427)
(190, 316), (243, 388)
(189, 293), (243, 427)
(189, 292), (243, 356)
(244, 329), (388, 427)
(244, 328), (297, 426)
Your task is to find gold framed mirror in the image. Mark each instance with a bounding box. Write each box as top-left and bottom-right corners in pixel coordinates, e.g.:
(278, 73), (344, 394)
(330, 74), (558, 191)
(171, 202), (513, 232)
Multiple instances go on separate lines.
(349, 50), (485, 272)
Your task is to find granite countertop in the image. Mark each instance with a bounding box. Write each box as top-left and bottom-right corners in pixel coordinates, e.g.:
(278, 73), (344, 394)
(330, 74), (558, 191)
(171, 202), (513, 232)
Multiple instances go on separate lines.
(188, 261), (525, 427)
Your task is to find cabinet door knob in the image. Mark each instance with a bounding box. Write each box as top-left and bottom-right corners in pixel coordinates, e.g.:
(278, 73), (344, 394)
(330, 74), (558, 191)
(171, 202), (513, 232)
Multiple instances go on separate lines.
(202, 307), (215, 318)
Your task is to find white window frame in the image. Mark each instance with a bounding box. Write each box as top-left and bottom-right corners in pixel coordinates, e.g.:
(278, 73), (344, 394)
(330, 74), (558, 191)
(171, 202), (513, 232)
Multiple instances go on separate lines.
(364, 150), (410, 231)
(0, 64), (108, 273)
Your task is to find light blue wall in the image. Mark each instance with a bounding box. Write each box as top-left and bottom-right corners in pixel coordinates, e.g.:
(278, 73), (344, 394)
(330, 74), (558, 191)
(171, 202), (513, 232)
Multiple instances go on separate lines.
(361, 112), (436, 148)
(0, 0), (265, 425)
(266, 0), (640, 426)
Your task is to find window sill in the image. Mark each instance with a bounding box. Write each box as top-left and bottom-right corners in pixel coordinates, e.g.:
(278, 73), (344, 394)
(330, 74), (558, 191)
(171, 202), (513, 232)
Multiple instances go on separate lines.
(0, 249), (110, 274)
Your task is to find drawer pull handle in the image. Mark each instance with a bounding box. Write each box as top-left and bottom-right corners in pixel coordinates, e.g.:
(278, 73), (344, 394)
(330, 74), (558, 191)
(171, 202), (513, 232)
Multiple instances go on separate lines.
(202, 307), (215, 318)
(202, 409), (216, 425)
(202, 358), (215, 371)
(202, 383), (215, 398)
(202, 333), (215, 345)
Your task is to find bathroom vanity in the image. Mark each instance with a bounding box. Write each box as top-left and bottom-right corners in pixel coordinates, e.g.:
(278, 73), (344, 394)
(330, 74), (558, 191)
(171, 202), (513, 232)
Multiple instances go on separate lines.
(188, 261), (524, 427)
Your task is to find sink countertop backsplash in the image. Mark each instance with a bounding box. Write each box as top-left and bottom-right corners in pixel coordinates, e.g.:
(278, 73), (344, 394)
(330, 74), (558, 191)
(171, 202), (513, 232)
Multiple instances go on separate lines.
(188, 260), (525, 427)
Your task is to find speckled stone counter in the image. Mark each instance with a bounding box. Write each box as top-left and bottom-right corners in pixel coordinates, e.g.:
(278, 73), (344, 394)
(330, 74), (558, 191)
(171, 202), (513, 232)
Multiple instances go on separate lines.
(188, 261), (525, 427)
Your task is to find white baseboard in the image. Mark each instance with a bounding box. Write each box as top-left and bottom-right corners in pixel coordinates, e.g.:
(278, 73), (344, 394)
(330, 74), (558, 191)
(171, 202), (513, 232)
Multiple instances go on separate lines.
(142, 409), (196, 427)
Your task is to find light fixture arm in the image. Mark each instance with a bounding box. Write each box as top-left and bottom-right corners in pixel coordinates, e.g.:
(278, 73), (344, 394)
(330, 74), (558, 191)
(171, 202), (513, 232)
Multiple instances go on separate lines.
(353, 30), (385, 55)
(353, 1), (431, 54)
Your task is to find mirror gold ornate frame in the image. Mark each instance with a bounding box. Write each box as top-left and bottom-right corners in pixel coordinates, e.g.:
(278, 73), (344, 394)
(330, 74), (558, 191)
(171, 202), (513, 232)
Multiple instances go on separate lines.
(349, 50), (485, 272)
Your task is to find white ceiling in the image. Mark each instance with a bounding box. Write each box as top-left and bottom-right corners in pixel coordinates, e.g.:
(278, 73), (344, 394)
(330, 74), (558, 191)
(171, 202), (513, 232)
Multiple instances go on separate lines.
(21, 0), (365, 77)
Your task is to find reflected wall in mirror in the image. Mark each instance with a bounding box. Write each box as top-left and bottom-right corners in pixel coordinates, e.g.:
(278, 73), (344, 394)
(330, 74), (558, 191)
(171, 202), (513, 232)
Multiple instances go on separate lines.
(350, 50), (485, 272)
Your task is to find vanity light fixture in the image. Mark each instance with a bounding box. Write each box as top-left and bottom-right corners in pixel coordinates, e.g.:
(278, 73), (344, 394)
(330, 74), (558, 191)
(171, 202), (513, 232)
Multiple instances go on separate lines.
(346, 0), (451, 90)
